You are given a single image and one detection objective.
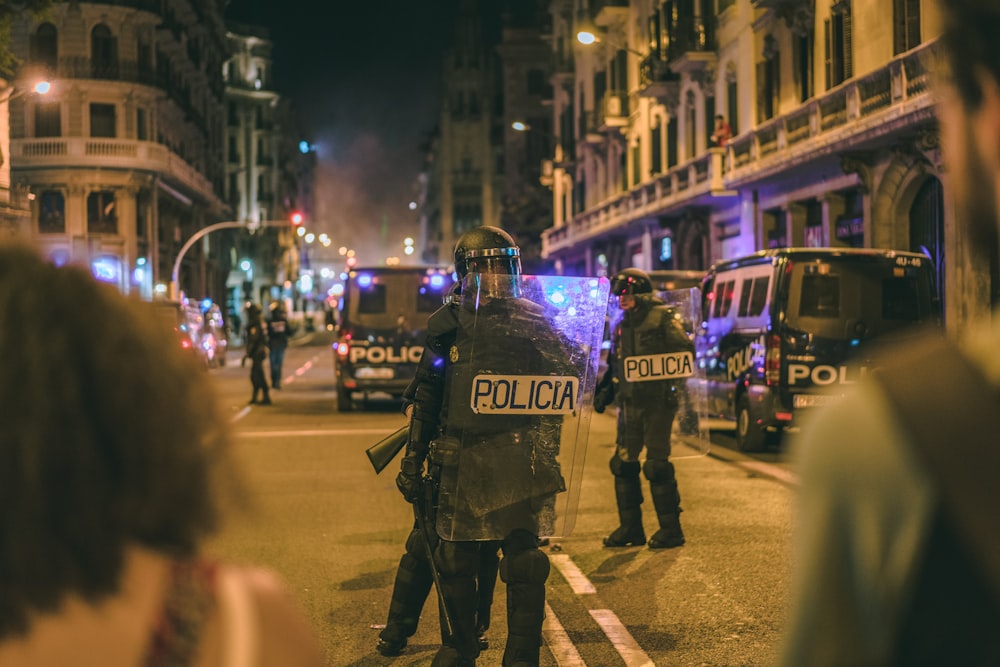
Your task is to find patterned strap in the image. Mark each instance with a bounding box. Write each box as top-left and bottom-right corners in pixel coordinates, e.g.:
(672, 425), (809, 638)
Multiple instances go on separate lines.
(143, 559), (218, 667)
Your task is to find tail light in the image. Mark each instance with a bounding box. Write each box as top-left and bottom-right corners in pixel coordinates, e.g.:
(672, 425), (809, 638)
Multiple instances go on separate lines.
(335, 337), (350, 359)
(765, 334), (781, 386)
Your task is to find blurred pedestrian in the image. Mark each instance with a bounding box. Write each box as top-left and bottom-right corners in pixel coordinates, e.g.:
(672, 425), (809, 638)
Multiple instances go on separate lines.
(266, 302), (290, 389)
(779, 3), (1000, 663)
(594, 268), (695, 549)
(0, 243), (325, 666)
(244, 303), (271, 405)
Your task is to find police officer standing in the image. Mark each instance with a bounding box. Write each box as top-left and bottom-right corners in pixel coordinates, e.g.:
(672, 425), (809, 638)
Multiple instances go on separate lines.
(244, 303), (271, 405)
(594, 268), (694, 549)
(394, 226), (599, 667)
(266, 301), (290, 389)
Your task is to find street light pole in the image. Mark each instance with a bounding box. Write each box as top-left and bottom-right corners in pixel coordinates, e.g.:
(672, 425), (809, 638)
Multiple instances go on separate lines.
(170, 219), (292, 300)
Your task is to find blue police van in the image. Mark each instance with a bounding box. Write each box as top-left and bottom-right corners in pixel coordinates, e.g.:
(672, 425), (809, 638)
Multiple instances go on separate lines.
(695, 248), (938, 451)
(333, 266), (453, 411)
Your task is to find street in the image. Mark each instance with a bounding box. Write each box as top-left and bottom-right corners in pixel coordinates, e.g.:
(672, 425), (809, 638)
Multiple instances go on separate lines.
(204, 335), (796, 666)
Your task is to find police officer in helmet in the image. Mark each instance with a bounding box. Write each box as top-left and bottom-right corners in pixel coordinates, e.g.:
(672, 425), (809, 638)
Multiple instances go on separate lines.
(594, 268), (694, 549)
(395, 226), (570, 667)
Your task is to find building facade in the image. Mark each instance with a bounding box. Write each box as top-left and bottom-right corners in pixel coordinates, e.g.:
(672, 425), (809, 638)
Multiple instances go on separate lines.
(543, 0), (994, 332)
(223, 23), (301, 313)
(9, 0), (230, 301)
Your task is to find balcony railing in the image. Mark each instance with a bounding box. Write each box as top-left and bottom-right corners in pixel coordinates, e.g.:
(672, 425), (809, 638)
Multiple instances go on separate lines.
(543, 148), (732, 255)
(638, 55), (681, 100)
(724, 40), (937, 186)
(11, 137), (216, 201)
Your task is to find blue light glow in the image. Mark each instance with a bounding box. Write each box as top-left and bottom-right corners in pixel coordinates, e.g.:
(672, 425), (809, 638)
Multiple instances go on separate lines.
(429, 274), (446, 289)
(357, 274), (372, 288)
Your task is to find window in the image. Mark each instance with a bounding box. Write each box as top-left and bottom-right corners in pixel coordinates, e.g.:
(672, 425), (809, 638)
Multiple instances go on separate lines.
(739, 276), (771, 317)
(893, 0), (921, 55)
(631, 141), (640, 186)
(713, 279), (736, 318)
(417, 286), (444, 313)
(800, 275), (840, 317)
(667, 116), (678, 168)
(87, 191), (117, 234)
(91, 24), (118, 79)
(795, 33), (814, 102)
(651, 122), (662, 174)
(38, 190), (65, 234)
(136, 108), (147, 140)
(685, 91), (697, 158)
(825, 3), (853, 89)
(527, 69), (546, 96)
(727, 78), (739, 134)
(757, 39), (779, 123)
(34, 102), (61, 137)
(90, 103), (116, 138)
(30, 23), (58, 70)
(357, 285), (387, 314)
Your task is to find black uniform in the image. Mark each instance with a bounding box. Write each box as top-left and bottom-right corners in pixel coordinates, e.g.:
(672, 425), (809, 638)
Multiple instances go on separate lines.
(377, 291), (501, 658)
(266, 306), (289, 389)
(396, 226), (570, 667)
(244, 305), (270, 405)
(595, 270), (693, 549)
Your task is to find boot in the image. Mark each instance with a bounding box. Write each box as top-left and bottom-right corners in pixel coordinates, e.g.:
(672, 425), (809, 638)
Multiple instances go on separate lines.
(649, 472), (685, 549)
(260, 391), (272, 405)
(603, 469), (645, 547)
(431, 646), (476, 667)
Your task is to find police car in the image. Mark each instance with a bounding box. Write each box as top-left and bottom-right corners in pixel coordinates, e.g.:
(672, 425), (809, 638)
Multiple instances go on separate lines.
(333, 266), (453, 411)
(695, 248), (939, 451)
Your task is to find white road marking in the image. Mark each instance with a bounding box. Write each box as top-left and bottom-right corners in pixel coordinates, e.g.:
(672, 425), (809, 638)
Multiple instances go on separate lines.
(737, 460), (800, 486)
(589, 609), (656, 667)
(236, 428), (400, 438)
(550, 554), (597, 594)
(543, 602), (586, 666)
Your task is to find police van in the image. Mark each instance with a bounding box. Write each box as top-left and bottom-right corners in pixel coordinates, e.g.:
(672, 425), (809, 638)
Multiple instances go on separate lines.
(696, 248), (938, 451)
(333, 266), (454, 411)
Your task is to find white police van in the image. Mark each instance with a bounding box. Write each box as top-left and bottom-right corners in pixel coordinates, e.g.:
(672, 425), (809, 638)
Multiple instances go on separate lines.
(695, 248), (938, 451)
(333, 266), (453, 411)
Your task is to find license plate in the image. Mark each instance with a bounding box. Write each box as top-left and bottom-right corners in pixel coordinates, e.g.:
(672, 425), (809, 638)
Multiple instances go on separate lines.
(355, 367), (394, 380)
(793, 393), (840, 408)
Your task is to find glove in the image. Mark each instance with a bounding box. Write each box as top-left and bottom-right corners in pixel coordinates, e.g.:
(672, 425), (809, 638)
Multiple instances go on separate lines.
(395, 455), (424, 504)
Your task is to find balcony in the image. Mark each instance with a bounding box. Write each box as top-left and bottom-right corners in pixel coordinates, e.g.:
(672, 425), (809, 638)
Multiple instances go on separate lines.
(666, 27), (717, 75)
(11, 137), (217, 203)
(542, 148), (734, 256)
(638, 55), (681, 103)
(599, 91), (629, 131)
(724, 40), (936, 186)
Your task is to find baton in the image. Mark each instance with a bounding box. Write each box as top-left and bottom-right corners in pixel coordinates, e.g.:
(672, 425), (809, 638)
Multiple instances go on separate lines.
(414, 481), (454, 638)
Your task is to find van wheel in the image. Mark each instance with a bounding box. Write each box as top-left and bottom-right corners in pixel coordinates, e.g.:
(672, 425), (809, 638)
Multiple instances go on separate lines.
(337, 387), (354, 412)
(736, 396), (766, 452)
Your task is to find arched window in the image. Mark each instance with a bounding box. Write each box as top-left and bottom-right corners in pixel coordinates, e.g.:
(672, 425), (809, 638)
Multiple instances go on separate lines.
(91, 24), (119, 79)
(30, 23), (58, 70)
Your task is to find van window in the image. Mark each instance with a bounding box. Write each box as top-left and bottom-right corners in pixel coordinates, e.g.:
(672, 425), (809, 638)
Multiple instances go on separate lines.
(746, 277), (770, 317)
(713, 280), (735, 318)
(799, 275), (840, 317)
(357, 285), (387, 314)
(786, 258), (932, 338)
(417, 286), (443, 313)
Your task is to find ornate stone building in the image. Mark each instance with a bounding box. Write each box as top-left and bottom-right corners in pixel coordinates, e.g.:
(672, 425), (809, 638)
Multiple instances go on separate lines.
(543, 0), (993, 332)
(9, 0), (229, 300)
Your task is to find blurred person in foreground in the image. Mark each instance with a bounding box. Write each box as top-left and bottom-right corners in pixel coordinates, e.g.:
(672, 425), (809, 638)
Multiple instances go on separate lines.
(779, 2), (1000, 664)
(0, 244), (325, 667)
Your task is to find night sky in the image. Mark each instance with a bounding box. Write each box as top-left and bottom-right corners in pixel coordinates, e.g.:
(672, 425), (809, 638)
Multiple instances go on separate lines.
(223, 0), (461, 263)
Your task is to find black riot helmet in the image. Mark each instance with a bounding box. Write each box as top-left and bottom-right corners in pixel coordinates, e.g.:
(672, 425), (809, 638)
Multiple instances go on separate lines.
(610, 268), (654, 297)
(453, 226), (521, 279)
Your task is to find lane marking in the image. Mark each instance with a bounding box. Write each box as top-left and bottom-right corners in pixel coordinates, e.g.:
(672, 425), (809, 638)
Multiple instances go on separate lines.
(736, 460), (799, 486)
(236, 428), (401, 438)
(231, 406), (251, 423)
(543, 603), (586, 666)
(550, 554), (597, 594)
(589, 609), (656, 667)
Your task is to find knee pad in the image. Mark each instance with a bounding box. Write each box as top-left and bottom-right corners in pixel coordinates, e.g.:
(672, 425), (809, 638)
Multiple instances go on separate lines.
(436, 541), (481, 577)
(643, 459), (676, 483)
(610, 454), (642, 479)
(500, 547), (550, 586)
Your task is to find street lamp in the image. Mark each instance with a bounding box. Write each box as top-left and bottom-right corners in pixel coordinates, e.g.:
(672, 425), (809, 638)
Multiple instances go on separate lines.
(575, 26), (646, 58)
(2, 78), (52, 103)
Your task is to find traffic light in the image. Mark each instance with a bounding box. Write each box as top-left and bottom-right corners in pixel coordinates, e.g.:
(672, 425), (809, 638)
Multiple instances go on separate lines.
(290, 211), (304, 226)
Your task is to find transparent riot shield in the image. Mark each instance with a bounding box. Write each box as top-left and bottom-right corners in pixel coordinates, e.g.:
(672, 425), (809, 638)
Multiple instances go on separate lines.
(434, 273), (610, 541)
(604, 287), (709, 459)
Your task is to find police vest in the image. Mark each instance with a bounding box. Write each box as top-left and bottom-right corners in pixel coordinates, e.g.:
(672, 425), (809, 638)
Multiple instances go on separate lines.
(611, 302), (693, 402)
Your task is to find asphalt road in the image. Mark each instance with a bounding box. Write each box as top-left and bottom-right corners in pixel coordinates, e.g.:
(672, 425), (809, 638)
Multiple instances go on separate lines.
(203, 334), (797, 666)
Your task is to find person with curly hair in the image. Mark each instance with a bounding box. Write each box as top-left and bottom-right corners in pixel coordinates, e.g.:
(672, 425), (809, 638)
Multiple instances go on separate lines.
(0, 243), (325, 667)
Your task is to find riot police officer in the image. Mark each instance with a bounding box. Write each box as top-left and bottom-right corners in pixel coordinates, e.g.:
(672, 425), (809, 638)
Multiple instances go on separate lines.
(244, 303), (271, 405)
(594, 268), (694, 549)
(395, 226), (584, 667)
